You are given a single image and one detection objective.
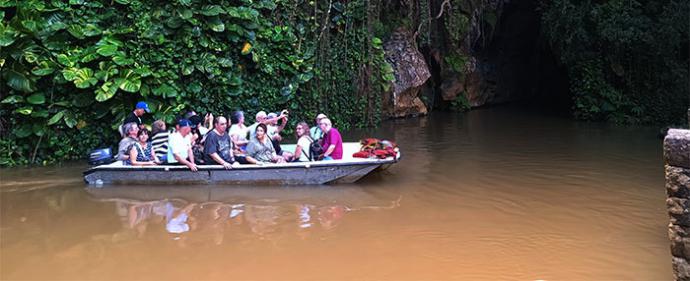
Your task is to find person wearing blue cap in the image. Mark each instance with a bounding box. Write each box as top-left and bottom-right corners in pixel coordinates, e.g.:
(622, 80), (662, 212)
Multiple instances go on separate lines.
(123, 101), (151, 130)
(167, 118), (198, 171)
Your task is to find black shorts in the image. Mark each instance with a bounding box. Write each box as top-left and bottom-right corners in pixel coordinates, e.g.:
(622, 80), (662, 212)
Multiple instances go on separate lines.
(235, 155), (251, 164)
(271, 138), (283, 154)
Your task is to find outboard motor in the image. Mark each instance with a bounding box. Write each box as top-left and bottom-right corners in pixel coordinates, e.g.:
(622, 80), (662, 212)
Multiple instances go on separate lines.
(88, 148), (114, 166)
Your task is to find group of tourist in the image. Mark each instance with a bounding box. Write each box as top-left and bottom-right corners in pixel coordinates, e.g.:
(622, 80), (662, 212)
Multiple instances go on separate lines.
(115, 102), (344, 171)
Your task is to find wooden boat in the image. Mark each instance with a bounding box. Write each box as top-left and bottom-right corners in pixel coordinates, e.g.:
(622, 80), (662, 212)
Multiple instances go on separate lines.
(83, 143), (400, 186)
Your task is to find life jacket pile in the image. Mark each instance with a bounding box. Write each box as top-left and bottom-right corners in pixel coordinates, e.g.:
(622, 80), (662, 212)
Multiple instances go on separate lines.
(352, 138), (398, 159)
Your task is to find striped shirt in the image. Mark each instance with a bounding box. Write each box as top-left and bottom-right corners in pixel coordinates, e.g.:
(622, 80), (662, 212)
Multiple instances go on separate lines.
(151, 131), (169, 160)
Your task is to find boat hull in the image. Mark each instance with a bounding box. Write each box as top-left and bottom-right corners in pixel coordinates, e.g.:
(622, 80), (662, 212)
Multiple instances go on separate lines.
(83, 159), (395, 186)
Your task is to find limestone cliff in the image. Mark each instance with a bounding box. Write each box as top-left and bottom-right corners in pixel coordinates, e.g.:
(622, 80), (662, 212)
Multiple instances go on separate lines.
(382, 29), (431, 118)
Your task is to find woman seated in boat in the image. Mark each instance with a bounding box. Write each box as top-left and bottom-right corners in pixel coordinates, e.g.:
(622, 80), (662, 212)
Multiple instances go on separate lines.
(246, 123), (286, 164)
(126, 128), (160, 166)
(292, 121), (315, 162)
(229, 111), (250, 150)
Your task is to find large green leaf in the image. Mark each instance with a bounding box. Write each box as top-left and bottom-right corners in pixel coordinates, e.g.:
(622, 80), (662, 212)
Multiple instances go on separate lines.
(21, 20), (38, 33)
(96, 44), (118, 56)
(64, 114), (77, 128)
(113, 54), (134, 65)
(0, 23), (18, 46)
(201, 5), (225, 16)
(62, 68), (78, 81)
(153, 84), (177, 97)
(82, 24), (102, 36)
(1, 95), (24, 104)
(47, 110), (66, 125)
(207, 17), (225, 32)
(57, 54), (76, 67)
(117, 78), (141, 93)
(15, 124), (32, 138)
(27, 93), (46, 105)
(95, 81), (119, 102)
(31, 109), (49, 118)
(15, 106), (33, 115)
(177, 8), (193, 20)
(67, 24), (85, 39)
(32, 123), (46, 136)
(31, 61), (55, 76)
(63, 67), (98, 88)
(5, 70), (35, 93)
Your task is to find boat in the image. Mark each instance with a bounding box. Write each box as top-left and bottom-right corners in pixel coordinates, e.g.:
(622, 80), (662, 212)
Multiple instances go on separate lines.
(83, 142), (400, 185)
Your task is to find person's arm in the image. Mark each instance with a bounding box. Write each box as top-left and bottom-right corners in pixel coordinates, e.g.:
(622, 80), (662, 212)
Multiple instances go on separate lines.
(209, 152), (232, 169)
(323, 145), (336, 157)
(204, 113), (213, 129)
(293, 145), (303, 160)
(118, 141), (131, 161)
(187, 146), (196, 166)
(230, 133), (249, 146)
(152, 149), (160, 164)
(276, 115), (288, 133)
(174, 149), (197, 171)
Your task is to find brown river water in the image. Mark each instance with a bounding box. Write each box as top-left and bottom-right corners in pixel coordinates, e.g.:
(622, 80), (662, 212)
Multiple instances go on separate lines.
(0, 106), (671, 280)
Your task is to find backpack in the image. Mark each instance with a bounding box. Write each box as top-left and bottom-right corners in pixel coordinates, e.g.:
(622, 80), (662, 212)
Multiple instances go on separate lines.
(302, 136), (323, 161)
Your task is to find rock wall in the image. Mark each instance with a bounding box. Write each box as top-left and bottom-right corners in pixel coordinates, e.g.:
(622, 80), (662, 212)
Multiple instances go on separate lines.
(380, 0), (566, 116)
(665, 129), (690, 281)
(383, 29), (431, 118)
(435, 0), (567, 109)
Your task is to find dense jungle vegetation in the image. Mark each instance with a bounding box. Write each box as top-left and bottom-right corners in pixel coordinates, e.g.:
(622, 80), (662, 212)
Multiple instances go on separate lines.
(542, 0), (688, 125)
(0, 0), (688, 166)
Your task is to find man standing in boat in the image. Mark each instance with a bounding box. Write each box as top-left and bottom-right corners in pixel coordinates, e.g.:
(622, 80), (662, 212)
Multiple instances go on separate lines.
(167, 119), (198, 171)
(123, 102), (150, 130)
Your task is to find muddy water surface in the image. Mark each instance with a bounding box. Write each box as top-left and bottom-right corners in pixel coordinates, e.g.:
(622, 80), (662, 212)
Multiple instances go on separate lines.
(0, 107), (671, 280)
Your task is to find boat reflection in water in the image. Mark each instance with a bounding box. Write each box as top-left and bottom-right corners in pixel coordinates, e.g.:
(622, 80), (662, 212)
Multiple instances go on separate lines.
(87, 186), (401, 244)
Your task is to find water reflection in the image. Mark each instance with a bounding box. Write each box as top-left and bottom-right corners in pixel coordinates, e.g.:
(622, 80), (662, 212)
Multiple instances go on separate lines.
(0, 107), (672, 280)
(89, 186), (402, 244)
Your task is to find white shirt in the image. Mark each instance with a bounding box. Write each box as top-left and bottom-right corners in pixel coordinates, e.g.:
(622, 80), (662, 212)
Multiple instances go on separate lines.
(166, 132), (192, 163)
(267, 125), (278, 138)
(296, 136), (312, 161)
(229, 124), (249, 142)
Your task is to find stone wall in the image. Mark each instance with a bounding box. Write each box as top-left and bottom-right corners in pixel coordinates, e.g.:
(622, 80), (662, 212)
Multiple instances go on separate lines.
(665, 129), (690, 280)
(382, 29), (431, 118)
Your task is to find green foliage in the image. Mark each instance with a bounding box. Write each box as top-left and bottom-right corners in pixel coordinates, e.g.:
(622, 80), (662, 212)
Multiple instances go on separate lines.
(444, 54), (467, 73)
(450, 93), (470, 112)
(0, 0), (390, 166)
(541, 0), (689, 124)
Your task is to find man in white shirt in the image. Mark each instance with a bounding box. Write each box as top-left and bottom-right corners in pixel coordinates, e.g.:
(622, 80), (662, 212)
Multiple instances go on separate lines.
(166, 119), (197, 171)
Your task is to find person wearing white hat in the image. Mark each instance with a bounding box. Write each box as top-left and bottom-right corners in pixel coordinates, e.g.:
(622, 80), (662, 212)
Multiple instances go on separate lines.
(310, 113), (327, 140)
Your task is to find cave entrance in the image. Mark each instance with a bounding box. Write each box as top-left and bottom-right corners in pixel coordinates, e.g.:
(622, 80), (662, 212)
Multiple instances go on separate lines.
(421, 0), (572, 116)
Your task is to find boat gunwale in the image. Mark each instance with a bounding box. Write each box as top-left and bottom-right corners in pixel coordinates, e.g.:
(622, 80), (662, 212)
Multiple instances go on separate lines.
(83, 157), (398, 176)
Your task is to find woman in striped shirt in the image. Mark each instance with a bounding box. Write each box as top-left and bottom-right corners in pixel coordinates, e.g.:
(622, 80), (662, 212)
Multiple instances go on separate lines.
(151, 120), (170, 163)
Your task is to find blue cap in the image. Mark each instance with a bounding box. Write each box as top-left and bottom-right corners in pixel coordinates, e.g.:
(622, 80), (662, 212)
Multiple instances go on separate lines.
(135, 101), (150, 113)
(178, 119), (192, 128)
